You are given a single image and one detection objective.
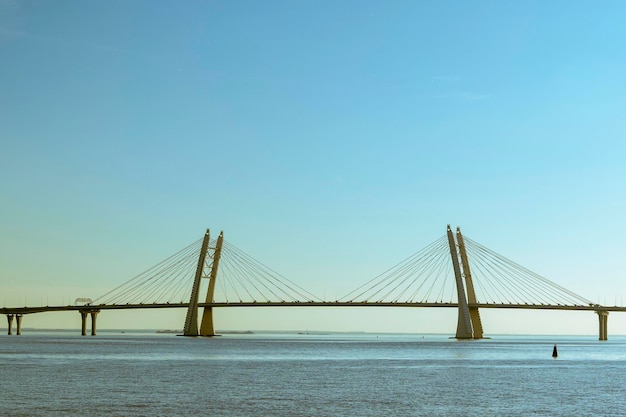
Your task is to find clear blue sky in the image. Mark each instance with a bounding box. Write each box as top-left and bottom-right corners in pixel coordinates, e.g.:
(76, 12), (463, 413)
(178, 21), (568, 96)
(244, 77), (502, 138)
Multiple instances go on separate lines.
(1, 1), (626, 335)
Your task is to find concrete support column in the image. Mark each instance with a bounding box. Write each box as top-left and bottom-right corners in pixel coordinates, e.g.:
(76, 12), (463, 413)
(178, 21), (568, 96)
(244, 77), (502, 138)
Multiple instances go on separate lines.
(15, 314), (23, 336)
(597, 311), (609, 341)
(90, 311), (99, 336)
(7, 314), (14, 335)
(80, 311), (88, 336)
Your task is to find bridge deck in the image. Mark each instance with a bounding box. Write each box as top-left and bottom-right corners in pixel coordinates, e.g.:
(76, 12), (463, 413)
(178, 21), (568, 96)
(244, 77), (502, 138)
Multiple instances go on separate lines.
(2, 301), (623, 315)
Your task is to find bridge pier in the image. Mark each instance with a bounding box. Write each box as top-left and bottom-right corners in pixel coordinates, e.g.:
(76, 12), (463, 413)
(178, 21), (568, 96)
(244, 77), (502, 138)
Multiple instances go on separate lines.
(596, 311), (608, 341)
(6, 314), (24, 335)
(80, 310), (100, 336)
(80, 311), (88, 335)
(90, 310), (99, 336)
(15, 314), (23, 335)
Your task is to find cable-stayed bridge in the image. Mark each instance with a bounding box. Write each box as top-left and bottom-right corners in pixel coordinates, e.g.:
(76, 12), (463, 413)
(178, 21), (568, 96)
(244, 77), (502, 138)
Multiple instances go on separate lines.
(1, 226), (619, 339)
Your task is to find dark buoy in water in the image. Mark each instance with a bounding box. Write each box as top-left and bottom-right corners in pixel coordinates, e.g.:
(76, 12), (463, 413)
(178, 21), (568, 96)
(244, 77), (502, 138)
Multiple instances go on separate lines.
(552, 344), (558, 358)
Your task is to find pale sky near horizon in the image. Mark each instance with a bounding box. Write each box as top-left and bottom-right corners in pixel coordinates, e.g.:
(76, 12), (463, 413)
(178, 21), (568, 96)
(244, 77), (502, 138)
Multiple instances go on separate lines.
(2, 1), (626, 335)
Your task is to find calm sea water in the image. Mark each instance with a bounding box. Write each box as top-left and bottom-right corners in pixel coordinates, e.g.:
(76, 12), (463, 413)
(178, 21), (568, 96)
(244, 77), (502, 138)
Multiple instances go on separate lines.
(1, 332), (625, 416)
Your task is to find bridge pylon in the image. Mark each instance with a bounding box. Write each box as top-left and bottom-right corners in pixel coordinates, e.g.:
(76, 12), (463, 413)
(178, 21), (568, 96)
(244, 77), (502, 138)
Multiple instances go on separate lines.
(183, 229), (211, 336)
(447, 225), (484, 339)
(182, 229), (225, 337)
(199, 231), (224, 337)
(456, 227), (484, 339)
